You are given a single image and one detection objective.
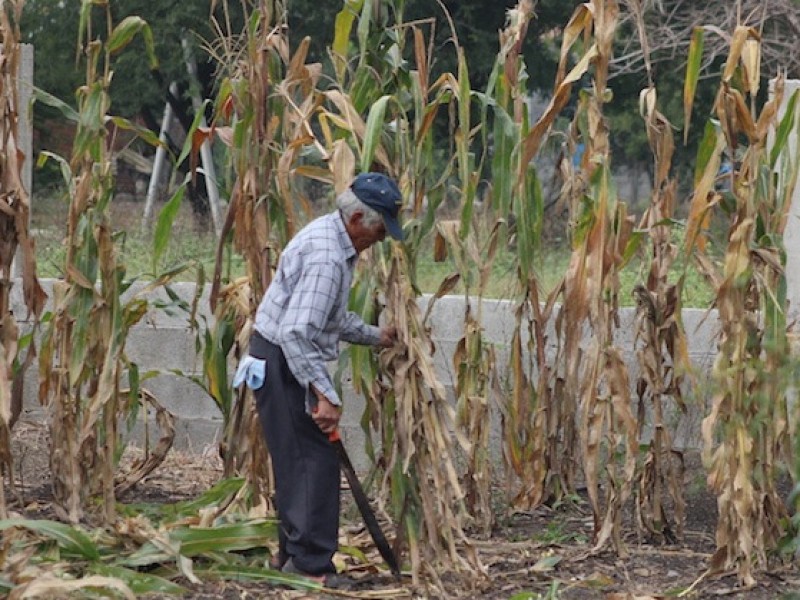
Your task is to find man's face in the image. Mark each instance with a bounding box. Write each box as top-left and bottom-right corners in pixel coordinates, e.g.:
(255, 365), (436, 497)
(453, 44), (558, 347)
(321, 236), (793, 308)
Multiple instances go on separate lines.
(349, 212), (387, 252)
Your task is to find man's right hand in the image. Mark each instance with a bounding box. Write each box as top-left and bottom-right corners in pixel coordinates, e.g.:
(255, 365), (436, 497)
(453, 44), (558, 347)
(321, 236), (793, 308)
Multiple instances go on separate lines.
(311, 387), (341, 434)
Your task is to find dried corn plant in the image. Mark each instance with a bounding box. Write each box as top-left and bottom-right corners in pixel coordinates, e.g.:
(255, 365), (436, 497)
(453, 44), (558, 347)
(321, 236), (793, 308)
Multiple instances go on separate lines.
(542, 0), (641, 555)
(203, 0), (315, 498)
(625, 1), (691, 543)
(631, 88), (689, 544)
(376, 251), (483, 589)
(0, 480), (291, 596)
(0, 0), (45, 518)
(488, 0), (575, 511)
(501, 2), (640, 552)
(434, 220), (503, 535)
(35, 4), (166, 523)
(682, 24), (800, 586)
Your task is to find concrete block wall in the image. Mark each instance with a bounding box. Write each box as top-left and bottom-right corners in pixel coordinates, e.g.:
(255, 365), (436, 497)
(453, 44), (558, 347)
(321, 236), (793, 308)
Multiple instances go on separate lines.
(11, 279), (723, 469)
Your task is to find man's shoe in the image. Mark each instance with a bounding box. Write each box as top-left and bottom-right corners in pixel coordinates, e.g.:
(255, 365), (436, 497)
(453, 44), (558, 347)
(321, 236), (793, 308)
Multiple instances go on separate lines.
(281, 558), (353, 590)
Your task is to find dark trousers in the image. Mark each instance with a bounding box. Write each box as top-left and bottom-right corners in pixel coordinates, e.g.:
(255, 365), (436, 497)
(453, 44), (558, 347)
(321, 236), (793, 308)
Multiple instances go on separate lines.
(249, 332), (340, 575)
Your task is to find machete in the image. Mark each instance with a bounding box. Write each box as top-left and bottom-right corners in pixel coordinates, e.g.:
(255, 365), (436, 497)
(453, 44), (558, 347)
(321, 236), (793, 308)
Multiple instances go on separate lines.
(329, 429), (401, 578)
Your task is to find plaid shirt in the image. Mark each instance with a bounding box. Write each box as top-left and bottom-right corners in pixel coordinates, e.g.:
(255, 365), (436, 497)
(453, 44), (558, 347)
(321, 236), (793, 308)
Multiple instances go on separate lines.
(253, 211), (381, 406)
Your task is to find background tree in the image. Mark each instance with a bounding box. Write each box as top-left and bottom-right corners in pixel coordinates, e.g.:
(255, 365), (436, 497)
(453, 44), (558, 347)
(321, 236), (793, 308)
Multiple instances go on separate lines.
(604, 0), (800, 208)
(21, 0), (237, 120)
(21, 0), (244, 217)
(614, 0), (800, 80)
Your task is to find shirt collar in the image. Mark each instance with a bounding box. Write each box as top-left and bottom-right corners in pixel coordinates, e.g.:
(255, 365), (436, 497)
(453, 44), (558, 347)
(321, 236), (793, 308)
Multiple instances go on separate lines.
(333, 210), (357, 262)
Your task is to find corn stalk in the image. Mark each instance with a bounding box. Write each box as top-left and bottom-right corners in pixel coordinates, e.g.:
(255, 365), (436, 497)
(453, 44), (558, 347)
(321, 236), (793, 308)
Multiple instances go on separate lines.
(683, 24), (800, 586)
(543, 0), (640, 555)
(488, 0), (570, 511)
(204, 3), (484, 583)
(502, 3), (639, 543)
(627, 1), (691, 543)
(631, 88), (689, 544)
(0, 0), (45, 518)
(434, 220), (503, 535)
(204, 0), (313, 498)
(35, 2), (164, 523)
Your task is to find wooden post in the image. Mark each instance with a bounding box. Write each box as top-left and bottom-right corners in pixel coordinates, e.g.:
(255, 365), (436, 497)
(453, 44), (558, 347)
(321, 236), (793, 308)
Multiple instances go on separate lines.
(11, 44), (33, 279)
(142, 82), (177, 231)
(181, 37), (222, 238)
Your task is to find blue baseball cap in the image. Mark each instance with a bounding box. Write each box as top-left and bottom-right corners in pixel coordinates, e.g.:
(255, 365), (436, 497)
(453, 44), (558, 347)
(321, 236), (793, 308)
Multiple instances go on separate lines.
(350, 172), (404, 241)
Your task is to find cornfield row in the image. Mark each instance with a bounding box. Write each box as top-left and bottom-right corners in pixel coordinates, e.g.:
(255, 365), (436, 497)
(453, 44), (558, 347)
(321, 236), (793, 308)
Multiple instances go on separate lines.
(0, 0), (798, 596)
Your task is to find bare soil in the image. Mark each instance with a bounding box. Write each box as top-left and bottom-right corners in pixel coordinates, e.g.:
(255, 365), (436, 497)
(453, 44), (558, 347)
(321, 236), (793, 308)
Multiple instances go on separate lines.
(7, 420), (800, 600)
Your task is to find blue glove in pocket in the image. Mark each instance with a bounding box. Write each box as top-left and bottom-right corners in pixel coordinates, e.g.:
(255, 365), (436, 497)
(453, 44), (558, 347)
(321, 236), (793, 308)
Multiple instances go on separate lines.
(233, 356), (267, 390)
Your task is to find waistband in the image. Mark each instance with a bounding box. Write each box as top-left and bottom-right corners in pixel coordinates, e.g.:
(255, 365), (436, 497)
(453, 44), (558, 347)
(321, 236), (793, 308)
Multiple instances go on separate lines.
(248, 330), (276, 360)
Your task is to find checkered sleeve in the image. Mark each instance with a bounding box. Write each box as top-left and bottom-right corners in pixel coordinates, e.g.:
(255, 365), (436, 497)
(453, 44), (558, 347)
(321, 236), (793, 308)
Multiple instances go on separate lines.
(340, 312), (382, 345)
(278, 259), (343, 406)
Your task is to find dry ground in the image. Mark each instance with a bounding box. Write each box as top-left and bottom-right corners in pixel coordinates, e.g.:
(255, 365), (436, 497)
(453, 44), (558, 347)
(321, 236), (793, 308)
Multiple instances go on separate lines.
(6, 420), (800, 600)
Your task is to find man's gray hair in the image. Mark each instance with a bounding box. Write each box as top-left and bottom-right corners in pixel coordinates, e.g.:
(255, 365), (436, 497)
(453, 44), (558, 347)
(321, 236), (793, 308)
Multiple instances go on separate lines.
(336, 188), (383, 227)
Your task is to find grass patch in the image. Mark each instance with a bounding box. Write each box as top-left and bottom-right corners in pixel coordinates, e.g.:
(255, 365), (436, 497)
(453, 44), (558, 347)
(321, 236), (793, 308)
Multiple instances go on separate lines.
(30, 193), (716, 307)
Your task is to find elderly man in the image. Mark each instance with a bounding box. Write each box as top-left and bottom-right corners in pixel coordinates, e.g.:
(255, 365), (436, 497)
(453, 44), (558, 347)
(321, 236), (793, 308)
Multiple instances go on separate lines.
(241, 172), (402, 587)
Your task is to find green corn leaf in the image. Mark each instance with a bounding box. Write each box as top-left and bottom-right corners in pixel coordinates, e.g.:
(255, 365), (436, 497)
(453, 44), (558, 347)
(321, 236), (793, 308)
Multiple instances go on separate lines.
(120, 478), (248, 523)
(167, 520), (278, 556)
(36, 151), (75, 194)
(214, 78), (234, 122)
(148, 263), (194, 288)
(333, 0), (362, 57)
(770, 90), (798, 167)
(176, 101), (211, 167)
(93, 565), (186, 595)
(333, 1), (363, 79)
(683, 27), (704, 144)
(0, 577), (12, 594)
(107, 116), (163, 148)
(694, 121), (718, 185)
(531, 554), (562, 572)
(356, 0), (372, 64)
(74, 83), (108, 160)
(456, 55), (473, 239)
(490, 105), (515, 215)
(349, 67), (378, 113)
(0, 519), (100, 560)
(153, 181), (187, 271)
(196, 564), (321, 590)
(621, 229), (645, 266)
(31, 88), (80, 122)
(107, 16), (146, 55)
(117, 544), (171, 568)
(694, 120), (719, 185)
(361, 95), (391, 172)
(78, 0), (95, 56)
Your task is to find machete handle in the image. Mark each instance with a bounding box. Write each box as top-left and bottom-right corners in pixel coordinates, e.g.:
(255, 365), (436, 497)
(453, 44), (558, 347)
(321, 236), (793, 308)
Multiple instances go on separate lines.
(311, 405), (342, 442)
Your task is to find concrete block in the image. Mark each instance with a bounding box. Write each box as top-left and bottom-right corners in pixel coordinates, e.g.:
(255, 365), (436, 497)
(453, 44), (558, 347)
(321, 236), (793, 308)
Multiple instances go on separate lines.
(138, 374), (219, 421)
(126, 328), (197, 372)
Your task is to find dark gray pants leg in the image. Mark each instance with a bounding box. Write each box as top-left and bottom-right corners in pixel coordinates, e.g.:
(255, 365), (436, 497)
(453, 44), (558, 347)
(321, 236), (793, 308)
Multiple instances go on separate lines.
(250, 334), (340, 575)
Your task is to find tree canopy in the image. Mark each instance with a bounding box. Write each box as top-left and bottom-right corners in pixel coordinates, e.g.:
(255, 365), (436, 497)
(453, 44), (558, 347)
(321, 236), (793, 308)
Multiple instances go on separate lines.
(20, 0), (797, 201)
(22, 1), (581, 121)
